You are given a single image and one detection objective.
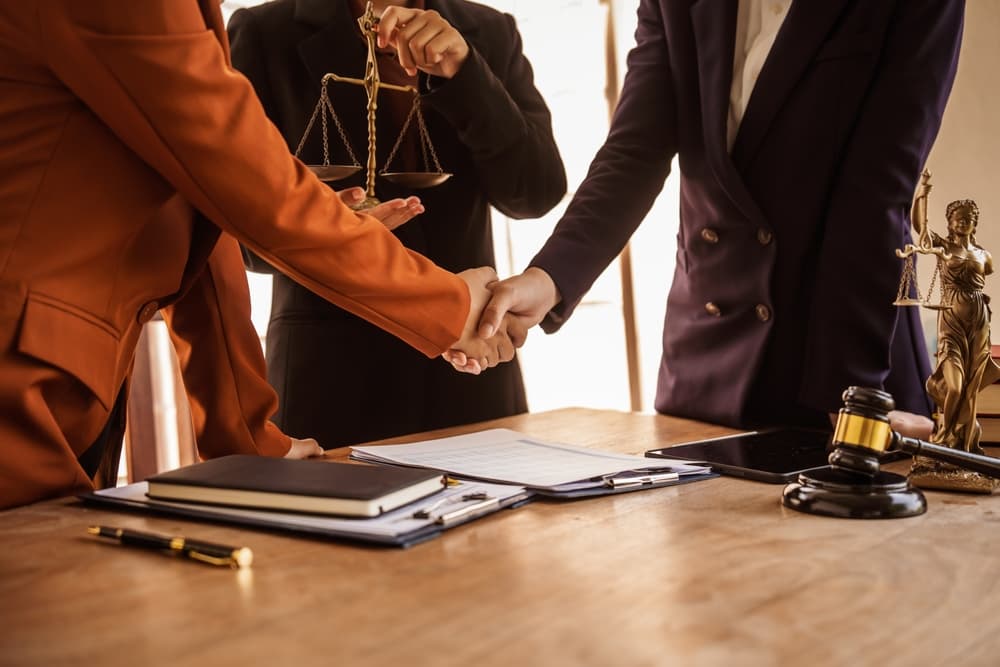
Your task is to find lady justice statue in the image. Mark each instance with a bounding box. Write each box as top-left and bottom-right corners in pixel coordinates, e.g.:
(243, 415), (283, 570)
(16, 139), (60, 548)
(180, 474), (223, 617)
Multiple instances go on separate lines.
(901, 170), (1000, 491)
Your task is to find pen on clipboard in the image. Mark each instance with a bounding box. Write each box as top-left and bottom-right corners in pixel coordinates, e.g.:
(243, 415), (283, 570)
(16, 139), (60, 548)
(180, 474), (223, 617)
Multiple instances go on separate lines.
(87, 526), (253, 568)
(603, 470), (679, 488)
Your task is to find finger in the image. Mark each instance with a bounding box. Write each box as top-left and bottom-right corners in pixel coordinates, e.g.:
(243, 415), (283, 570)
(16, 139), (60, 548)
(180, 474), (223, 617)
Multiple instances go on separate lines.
(444, 349), (467, 366)
(503, 313), (530, 348)
(375, 6), (418, 49)
(370, 198), (406, 215)
(495, 335), (514, 363)
(286, 437), (323, 459)
(338, 187), (366, 207)
(887, 410), (935, 440)
(478, 286), (514, 338)
(450, 358), (481, 375)
(423, 31), (461, 67)
(385, 198), (424, 230)
(394, 16), (432, 75)
(406, 24), (447, 69)
(508, 328), (527, 348)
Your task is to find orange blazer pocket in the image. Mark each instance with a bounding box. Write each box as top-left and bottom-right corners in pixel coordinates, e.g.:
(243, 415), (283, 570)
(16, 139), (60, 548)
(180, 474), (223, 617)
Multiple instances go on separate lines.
(17, 293), (121, 410)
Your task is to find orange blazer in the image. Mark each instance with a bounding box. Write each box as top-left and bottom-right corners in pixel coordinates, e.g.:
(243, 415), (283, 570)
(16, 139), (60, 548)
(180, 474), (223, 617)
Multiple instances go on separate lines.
(0, 0), (470, 509)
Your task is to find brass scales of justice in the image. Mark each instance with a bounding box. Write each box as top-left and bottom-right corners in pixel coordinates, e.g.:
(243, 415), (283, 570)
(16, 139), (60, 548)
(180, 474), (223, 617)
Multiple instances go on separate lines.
(293, 0), (452, 209)
(894, 170), (952, 311)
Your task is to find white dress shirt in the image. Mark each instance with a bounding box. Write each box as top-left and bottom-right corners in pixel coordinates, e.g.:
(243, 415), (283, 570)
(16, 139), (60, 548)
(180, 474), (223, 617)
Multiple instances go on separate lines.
(727, 0), (792, 151)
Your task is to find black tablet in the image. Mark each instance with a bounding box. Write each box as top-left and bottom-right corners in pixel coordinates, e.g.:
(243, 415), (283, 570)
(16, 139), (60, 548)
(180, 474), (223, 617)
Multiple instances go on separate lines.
(645, 428), (834, 484)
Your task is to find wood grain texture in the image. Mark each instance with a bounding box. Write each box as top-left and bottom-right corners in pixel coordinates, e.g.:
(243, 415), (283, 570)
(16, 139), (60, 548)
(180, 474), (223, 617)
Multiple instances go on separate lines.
(1, 408), (998, 667)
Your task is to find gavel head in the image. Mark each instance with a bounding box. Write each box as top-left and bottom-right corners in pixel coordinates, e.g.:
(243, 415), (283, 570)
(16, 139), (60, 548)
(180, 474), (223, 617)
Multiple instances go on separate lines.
(828, 386), (898, 477)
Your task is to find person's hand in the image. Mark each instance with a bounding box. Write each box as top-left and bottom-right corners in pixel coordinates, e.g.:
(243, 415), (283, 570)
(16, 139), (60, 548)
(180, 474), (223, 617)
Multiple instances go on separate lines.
(443, 311), (528, 373)
(444, 267), (516, 374)
(339, 187), (424, 230)
(888, 410), (935, 440)
(477, 267), (561, 339)
(376, 7), (470, 78)
(284, 437), (324, 459)
(827, 410), (935, 441)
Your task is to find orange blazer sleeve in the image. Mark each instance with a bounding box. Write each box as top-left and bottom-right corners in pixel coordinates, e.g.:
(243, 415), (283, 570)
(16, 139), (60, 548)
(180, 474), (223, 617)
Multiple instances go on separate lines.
(35, 0), (469, 357)
(161, 234), (292, 460)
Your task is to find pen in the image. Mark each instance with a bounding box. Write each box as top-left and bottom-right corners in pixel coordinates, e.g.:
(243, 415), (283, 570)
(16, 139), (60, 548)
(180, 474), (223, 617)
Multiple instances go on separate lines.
(87, 526), (253, 568)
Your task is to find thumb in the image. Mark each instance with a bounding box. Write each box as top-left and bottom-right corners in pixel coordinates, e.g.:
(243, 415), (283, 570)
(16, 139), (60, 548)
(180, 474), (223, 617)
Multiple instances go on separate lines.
(478, 288), (514, 338)
(339, 187), (365, 206)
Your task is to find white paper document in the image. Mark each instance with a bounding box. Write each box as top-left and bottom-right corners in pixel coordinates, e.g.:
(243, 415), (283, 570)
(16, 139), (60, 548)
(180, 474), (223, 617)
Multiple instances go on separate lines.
(351, 429), (711, 492)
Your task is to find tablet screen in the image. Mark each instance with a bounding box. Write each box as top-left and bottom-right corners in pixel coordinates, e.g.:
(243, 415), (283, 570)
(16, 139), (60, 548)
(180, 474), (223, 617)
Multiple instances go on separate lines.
(647, 428), (832, 476)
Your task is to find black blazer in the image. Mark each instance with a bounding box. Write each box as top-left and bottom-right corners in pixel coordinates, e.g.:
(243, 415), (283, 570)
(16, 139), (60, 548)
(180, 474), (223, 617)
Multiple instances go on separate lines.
(531, 0), (963, 427)
(228, 0), (566, 447)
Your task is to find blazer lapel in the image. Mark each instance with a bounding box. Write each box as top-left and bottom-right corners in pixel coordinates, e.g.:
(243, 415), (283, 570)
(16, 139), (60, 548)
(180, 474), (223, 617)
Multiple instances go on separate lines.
(730, 0), (849, 171)
(690, 0), (764, 225)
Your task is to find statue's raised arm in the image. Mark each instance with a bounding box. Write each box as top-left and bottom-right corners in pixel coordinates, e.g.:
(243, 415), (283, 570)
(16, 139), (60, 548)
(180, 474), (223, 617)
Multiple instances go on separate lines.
(911, 169), (934, 249)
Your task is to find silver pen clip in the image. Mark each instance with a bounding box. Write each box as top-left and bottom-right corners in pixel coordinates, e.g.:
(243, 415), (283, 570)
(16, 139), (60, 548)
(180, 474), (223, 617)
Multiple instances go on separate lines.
(605, 471), (679, 488)
(410, 491), (490, 520)
(434, 496), (500, 527)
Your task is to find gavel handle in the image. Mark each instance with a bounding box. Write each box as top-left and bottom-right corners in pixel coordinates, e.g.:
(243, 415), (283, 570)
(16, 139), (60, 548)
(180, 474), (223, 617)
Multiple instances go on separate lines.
(894, 435), (1000, 480)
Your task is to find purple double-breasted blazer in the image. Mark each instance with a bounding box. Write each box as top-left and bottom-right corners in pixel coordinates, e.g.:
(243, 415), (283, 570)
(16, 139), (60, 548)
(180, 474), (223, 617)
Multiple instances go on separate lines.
(532, 0), (964, 427)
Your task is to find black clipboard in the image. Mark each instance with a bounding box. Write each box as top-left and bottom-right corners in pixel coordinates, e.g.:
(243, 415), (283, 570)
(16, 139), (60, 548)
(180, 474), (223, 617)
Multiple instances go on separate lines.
(80, 480), (532, 548)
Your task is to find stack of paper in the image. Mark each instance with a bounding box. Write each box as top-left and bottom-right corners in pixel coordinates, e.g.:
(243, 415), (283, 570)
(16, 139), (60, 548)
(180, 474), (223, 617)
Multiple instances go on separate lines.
(86, 478), (529, 547)
(351, 429), (714, 497)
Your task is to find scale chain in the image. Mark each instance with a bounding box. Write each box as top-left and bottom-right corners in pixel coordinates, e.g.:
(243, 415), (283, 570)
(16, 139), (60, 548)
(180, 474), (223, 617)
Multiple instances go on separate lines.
(292, 81), (360, 168)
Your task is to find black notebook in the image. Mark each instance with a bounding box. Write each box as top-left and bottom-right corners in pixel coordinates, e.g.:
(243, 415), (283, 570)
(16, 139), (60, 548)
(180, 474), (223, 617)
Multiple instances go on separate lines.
(145, 455), (446, 517)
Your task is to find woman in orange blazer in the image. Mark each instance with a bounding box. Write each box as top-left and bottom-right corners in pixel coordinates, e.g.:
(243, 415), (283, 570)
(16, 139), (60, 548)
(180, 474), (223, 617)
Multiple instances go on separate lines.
(0, 0), (514, 509)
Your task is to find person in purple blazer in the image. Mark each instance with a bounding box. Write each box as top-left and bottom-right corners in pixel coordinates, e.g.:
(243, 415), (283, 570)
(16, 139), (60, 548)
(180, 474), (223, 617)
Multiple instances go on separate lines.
(478, 0), (964, 435)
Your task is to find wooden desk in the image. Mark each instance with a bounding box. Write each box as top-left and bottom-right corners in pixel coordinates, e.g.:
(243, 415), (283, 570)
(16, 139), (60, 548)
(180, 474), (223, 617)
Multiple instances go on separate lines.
(1, 408), (998, 666)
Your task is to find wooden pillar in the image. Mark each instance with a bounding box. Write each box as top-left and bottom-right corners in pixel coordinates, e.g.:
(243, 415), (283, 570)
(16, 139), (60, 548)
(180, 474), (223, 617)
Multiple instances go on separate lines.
(602, 0), (643, 412)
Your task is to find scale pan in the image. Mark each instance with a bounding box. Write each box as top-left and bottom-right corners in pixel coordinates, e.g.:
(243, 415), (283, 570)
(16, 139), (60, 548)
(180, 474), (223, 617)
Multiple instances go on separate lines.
(381, 172), (452, 188)
(308, 165), (362, 181)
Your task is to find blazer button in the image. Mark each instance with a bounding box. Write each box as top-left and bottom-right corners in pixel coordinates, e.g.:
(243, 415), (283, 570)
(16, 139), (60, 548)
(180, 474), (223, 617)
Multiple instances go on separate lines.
(755, 304), (772, 322)
(701, 228), (720, 243)
(705, 302), (721, 317)
(757, 228), (773, 245)
(137, 301), (159, 324)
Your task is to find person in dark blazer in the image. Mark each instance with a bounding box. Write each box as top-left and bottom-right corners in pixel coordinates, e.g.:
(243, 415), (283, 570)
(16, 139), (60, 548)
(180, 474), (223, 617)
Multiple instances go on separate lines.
(479, 0), (965, 436)
(228, 0), (566, 448)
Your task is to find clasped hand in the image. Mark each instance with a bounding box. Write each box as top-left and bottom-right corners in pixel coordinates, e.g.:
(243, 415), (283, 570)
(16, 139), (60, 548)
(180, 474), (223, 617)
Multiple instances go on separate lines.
(343, 186), (555, 376)
(445, 267), (528, 374)
(445, 267), (561, 375)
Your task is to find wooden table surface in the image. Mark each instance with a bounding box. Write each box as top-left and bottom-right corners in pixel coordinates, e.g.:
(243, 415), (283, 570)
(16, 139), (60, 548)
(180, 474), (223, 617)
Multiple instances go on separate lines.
(1, 408), (998, 667)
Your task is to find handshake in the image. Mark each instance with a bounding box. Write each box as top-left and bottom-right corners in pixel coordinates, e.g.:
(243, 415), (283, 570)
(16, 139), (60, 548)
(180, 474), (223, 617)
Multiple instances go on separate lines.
(445, 266), (561, 375)
(341, 187), (560, 375)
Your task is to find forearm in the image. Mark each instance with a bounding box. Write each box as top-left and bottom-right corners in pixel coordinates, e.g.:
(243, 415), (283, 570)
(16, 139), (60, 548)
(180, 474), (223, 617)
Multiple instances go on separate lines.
(421, 38), (566, 219)
(530, 0), (677, 329)
(40, 1), (468, 357)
